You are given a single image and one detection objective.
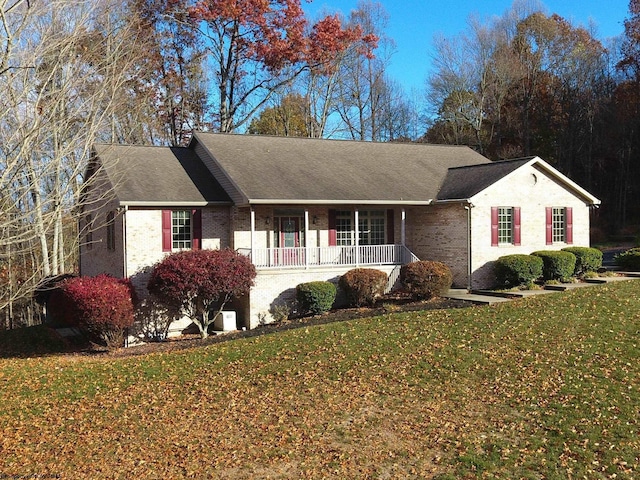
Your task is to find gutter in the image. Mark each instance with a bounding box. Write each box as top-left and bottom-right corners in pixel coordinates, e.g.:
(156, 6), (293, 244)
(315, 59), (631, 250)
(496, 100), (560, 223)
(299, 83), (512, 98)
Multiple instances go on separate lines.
(119, 201), (233, 207)
(242, 199), (435, 206)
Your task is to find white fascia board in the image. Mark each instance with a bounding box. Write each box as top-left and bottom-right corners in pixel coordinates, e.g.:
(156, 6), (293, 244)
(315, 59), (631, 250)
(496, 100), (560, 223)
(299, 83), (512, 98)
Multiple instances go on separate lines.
(244, 199), (434, 206)
(529, 157), (601, 205)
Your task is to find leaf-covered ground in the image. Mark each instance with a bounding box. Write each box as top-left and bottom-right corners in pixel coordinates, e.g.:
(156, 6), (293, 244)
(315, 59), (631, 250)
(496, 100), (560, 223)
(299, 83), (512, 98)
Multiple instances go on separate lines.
(0, 281), (638, 479)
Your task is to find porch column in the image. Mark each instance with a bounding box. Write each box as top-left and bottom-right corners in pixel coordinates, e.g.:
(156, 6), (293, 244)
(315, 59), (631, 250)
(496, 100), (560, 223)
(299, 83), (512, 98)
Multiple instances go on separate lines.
(304, 209), (310, 269)
(354, 209), (359, 266)
(401, 208), (406, 246)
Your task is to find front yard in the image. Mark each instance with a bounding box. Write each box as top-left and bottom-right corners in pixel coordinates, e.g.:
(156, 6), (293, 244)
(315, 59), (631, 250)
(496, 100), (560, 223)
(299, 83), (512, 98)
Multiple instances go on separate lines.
(0, 281), (638, 478)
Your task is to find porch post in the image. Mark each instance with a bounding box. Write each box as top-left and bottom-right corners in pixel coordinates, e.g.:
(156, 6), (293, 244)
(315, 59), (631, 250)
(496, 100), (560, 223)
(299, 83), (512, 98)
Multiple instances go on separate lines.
(401, 208), (406, 246)
(304, 209), (310, 269)
(354, 209), (359, 266)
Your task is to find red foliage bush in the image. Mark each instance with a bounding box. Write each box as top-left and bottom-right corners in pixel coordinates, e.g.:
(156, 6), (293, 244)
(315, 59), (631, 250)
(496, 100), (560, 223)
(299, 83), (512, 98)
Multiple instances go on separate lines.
(400, 261), (453, 300)
(56, 274), (135, 348)
(339, 268), (388, 307)
(147, 249), (256, 338)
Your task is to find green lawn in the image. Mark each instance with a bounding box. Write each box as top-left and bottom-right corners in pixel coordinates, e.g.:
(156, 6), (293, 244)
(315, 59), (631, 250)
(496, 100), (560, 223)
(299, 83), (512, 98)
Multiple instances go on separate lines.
(0, 281), (638, 479)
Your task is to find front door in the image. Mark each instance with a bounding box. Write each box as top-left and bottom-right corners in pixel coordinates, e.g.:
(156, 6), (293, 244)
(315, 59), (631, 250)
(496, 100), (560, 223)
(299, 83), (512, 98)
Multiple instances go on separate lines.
(277, 216), (304, 265)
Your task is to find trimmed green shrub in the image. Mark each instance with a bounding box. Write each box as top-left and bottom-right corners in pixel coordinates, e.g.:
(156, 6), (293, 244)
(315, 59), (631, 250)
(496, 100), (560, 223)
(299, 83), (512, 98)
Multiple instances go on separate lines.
(615, 247), (640, 270)
(339, 268), (388, 307)
(296, 281), (337, 315)
(400, 261), (453, 300)
(494, 254), (543, 287)
(531, 250), (577, 282)
(562, 247), (603, 275)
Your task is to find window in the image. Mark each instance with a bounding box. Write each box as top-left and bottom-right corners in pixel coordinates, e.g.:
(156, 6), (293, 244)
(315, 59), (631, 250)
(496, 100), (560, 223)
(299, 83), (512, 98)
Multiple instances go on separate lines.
(330, 210), (387, 246)
(498, 207), (513, 244)
(335, 210), (353, 246)
(491, 207), (521, 246)
(358, 210), (386, 245)
(552, 207), (565, 243)
(546, 207), (573, 245)
(162, 209), (201, 252)
(106, 211), (115, 251)
(172, 210), (192, 249)
(85, 214), (93, 250)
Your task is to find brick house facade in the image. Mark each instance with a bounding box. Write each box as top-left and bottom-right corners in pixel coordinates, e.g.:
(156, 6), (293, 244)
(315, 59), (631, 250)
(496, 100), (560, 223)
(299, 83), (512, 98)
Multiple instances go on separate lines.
(80, 133), (600, 331)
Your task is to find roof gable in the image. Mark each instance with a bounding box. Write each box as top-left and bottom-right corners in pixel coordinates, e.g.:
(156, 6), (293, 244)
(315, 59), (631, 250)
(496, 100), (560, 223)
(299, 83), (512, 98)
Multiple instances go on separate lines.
(191, 133), (491, 205)
(438, 156), (600, 205)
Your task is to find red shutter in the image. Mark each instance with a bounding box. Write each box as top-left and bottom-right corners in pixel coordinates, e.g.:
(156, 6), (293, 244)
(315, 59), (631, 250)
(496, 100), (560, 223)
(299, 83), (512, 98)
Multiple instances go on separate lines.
(386, 209), (395, 244)
(545, 207), (553, 245)
(491, 207), (499, 246)
(328, 209), (337, 246)
(192, 209), (202, 250)
(565, 207), (573, 244)
(162, 210), (172, 252)
(513, 207), (521, 246)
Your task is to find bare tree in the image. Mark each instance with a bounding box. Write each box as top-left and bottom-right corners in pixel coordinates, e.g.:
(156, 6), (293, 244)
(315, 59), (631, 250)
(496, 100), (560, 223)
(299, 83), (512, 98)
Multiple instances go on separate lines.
(0, 0), (154, 325)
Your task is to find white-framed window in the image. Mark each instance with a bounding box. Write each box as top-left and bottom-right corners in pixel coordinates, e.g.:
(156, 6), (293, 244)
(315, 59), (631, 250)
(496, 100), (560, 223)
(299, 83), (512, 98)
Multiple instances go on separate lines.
(334, 210), (386, 246)
(498, 207), (513, 244)
(358, 210), (386, 245)
(552, 207), (566, 243)
(335, 210), (353, 246)
(172, 210), (192, 249)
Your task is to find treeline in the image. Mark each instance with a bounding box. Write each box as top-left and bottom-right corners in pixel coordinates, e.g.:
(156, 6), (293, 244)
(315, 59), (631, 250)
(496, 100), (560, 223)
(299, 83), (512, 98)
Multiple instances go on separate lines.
(424, 1), (640, 237)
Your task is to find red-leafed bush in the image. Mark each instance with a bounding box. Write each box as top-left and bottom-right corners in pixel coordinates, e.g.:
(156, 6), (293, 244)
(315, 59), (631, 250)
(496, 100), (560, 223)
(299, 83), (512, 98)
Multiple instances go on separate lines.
(400, 261), (452, 300)
(147, 249), (256, 338)
(339, 268), (388, 307)
(55, 274), (135, 348)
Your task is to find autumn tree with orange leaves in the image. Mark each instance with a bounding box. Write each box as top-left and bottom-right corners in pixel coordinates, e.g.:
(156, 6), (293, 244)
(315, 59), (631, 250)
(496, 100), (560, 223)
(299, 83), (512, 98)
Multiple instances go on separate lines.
(185, 0), (377, 132)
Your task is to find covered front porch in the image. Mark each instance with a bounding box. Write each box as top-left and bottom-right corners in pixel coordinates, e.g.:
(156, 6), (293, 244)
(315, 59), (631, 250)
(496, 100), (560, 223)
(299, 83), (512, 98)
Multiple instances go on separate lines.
(239, 206), (420, 270)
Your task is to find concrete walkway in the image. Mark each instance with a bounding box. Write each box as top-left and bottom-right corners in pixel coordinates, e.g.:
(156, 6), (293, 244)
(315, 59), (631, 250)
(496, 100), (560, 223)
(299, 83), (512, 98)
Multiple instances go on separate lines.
(443, 273), (640, 305)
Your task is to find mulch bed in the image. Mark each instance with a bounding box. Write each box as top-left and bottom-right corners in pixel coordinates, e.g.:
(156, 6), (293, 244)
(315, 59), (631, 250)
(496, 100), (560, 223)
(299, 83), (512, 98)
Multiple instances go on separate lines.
(92, 295), (474, 359)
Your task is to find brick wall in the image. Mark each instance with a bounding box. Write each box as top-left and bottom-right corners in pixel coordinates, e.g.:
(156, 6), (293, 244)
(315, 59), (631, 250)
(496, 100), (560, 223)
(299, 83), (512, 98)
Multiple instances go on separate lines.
(248, 265), (398, 329)
(125, 206), (231, 293)
(406, 204), (469, 287)
(469, 163), (594, 289)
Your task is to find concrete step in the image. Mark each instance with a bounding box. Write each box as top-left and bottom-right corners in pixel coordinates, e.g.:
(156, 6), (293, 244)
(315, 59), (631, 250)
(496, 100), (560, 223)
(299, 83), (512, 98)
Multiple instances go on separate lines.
(443, 289), (513, 305)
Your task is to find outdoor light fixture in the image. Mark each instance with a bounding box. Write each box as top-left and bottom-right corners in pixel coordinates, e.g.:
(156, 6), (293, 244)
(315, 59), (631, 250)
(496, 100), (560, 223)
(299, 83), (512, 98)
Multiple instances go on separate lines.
(312, 215), (318, 225)
(265, 217), (270, 226)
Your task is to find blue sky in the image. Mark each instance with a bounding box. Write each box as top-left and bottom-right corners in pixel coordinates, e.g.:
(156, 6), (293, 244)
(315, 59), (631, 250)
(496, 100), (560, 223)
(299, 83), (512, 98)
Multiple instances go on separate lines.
(302, 0), (631, 93)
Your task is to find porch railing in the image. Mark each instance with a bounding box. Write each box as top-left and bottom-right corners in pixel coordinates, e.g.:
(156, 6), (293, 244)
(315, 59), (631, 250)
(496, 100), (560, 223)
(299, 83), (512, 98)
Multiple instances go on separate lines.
(238, 244), (419, 269)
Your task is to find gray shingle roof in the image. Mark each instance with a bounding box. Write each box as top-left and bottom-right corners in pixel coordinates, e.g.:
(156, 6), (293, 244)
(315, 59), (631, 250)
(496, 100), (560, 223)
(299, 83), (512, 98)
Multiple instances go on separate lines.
(93, 144), (232, 205)
(192, 133), (491, 204)
(437, 158), (534, 201)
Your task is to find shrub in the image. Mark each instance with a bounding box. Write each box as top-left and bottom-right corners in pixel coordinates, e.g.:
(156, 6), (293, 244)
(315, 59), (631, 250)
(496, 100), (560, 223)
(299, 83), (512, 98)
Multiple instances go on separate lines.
(56, 274), (135, 348)
(531, 250), (577, 282)
(494, 254), (543, 288)
(562, 247), (603, 275)
(147, 249), (256, 338)
(400, 261), (453, 300)
(339, 268), (388, 307)
(296, 281), (336, 315)
(614, 247), (640, 270)
(132, 295), (181, 342)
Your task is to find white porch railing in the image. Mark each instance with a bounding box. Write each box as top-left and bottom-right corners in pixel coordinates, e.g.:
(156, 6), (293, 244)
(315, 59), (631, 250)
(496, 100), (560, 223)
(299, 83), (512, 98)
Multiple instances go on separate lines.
(239, 244), (419, 269)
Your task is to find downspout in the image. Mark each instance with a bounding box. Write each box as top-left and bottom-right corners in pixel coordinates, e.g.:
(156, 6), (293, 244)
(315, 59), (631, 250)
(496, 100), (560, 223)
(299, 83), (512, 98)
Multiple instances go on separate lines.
(250, 207), (255, 260)
(122, 205), (128, 278)
(464, 202), (474, 292)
